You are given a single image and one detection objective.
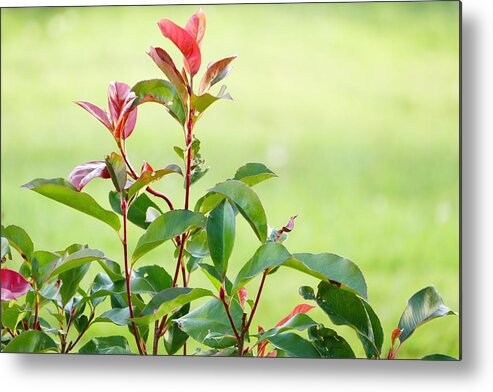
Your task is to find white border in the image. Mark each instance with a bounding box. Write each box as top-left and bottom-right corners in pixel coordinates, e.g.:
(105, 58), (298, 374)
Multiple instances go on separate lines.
(2, 0), (492, 391)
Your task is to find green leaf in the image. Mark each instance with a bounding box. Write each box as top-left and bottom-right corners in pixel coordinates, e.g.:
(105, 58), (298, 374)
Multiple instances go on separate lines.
(190, 165), (209, 186)
(79, 336), (133, 355)
(191, 89), (232, 116)
(1, 302), (26, 330)
(176, 298), (242, 349)
(308, 325), (356, 359)
(133, 287), (212, 324)
(233, 163), (277, 187)
(31, 250), (61, 284)
(109, 191), (162, 230)
(59, 264), (90, 306)
(194, 193), (225, 214)
(96, 307), (131, 326)
(127, 165), (182, 199)
(207, 180), (267, 242)
(360, 300), (383, 358)
(74, 315), (89, 334)
(50, 248), (104, 277)
(287, 253), (367, 299)
(267, 332), (320, 358)
(207, 199), (236, 277)
(233, 242), (292, 294)
(164, 304), (190, 355)
(1, 237), (11, 260)
(132, 209), (206, 264)
(2, 330), (58, 353)
(90, 275), (156, 304)
(23, 178), (121, 231)
(105, 152), (127, 192)
(315, 281), (381, 358)
(97, 259), (123, 282)
(38, 280), (62, 302)
(299, 286), (316, 300)
(398, 286), (457, 344)
(197, 263), (233, 294)
(2, 225), (34, 261)
(421, 354), (457, 361)
(259, 313), (318, 342)
(134, 265), (172, 293)
(186, 230), (209, 259)
(131, 79), (186, 125)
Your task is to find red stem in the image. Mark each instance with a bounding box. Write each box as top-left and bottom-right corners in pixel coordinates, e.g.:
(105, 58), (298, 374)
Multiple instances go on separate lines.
(244, 270), (268, 333)
(122, 200), (146, 355)
(172, 232), (188, 287)
(220, 297), (241, 341)
(119, 144), (174, 211)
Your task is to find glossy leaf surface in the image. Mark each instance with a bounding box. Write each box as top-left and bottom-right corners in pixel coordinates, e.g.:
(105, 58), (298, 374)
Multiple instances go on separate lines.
(132, 209), (206, 263)
(207, 180), (267, 243)
(398, 286), (456, 344)
(206, 199), (235, 277)
(23, 178), (121, 231)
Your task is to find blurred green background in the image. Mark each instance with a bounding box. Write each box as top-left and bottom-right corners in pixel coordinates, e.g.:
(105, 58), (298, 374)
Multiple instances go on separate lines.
(1, 1), (459, 358)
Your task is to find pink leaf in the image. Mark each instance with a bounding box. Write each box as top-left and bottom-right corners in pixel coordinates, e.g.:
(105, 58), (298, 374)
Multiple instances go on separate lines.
(275, 304), (315, 327)
(108, 81), (131, 124)
(266, 350), (278, 357)
(282, 215), (298, 233)
(122, 105), (138, 139)
(68, 160), (110, 191)
(75, 101), (112, 131)
(238, 287), (247, 308)
(1, 269), (31, 302)
(157, 19), (201, 76)
(185, 8), (206, 47)
(114, 93), (138, 139)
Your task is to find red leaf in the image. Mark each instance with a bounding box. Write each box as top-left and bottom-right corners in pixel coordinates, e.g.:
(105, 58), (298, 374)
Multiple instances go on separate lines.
(185, 8), (206, 47)
(199, 55), (237, 94)
(266, 350), (277, 357)
(391, 328), (403, 346)
(275, 304), (315, 327)
(75, 101), (111, 131)
(141, 161), (154, 173)
(147, 47), (188, 100)
(114, 93), (138, 139)
(1, 269), (31, 302)
(157, 19), (201, 76)
(238, 287), (247, 308)
(257, 326), (267, 356)
(68, 160), (110, 191)
(108, 81), (131, 124)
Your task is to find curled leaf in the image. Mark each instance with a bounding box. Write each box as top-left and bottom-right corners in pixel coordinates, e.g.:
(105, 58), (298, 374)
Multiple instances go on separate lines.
(68, 161), (110, 191)
(199, 55), (237, 94)
(276, 304), (315, 327)
(1, 269), (31, 301)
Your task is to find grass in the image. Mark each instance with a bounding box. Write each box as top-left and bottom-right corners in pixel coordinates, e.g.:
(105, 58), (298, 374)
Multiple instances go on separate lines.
(1, 2), (459, 358)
